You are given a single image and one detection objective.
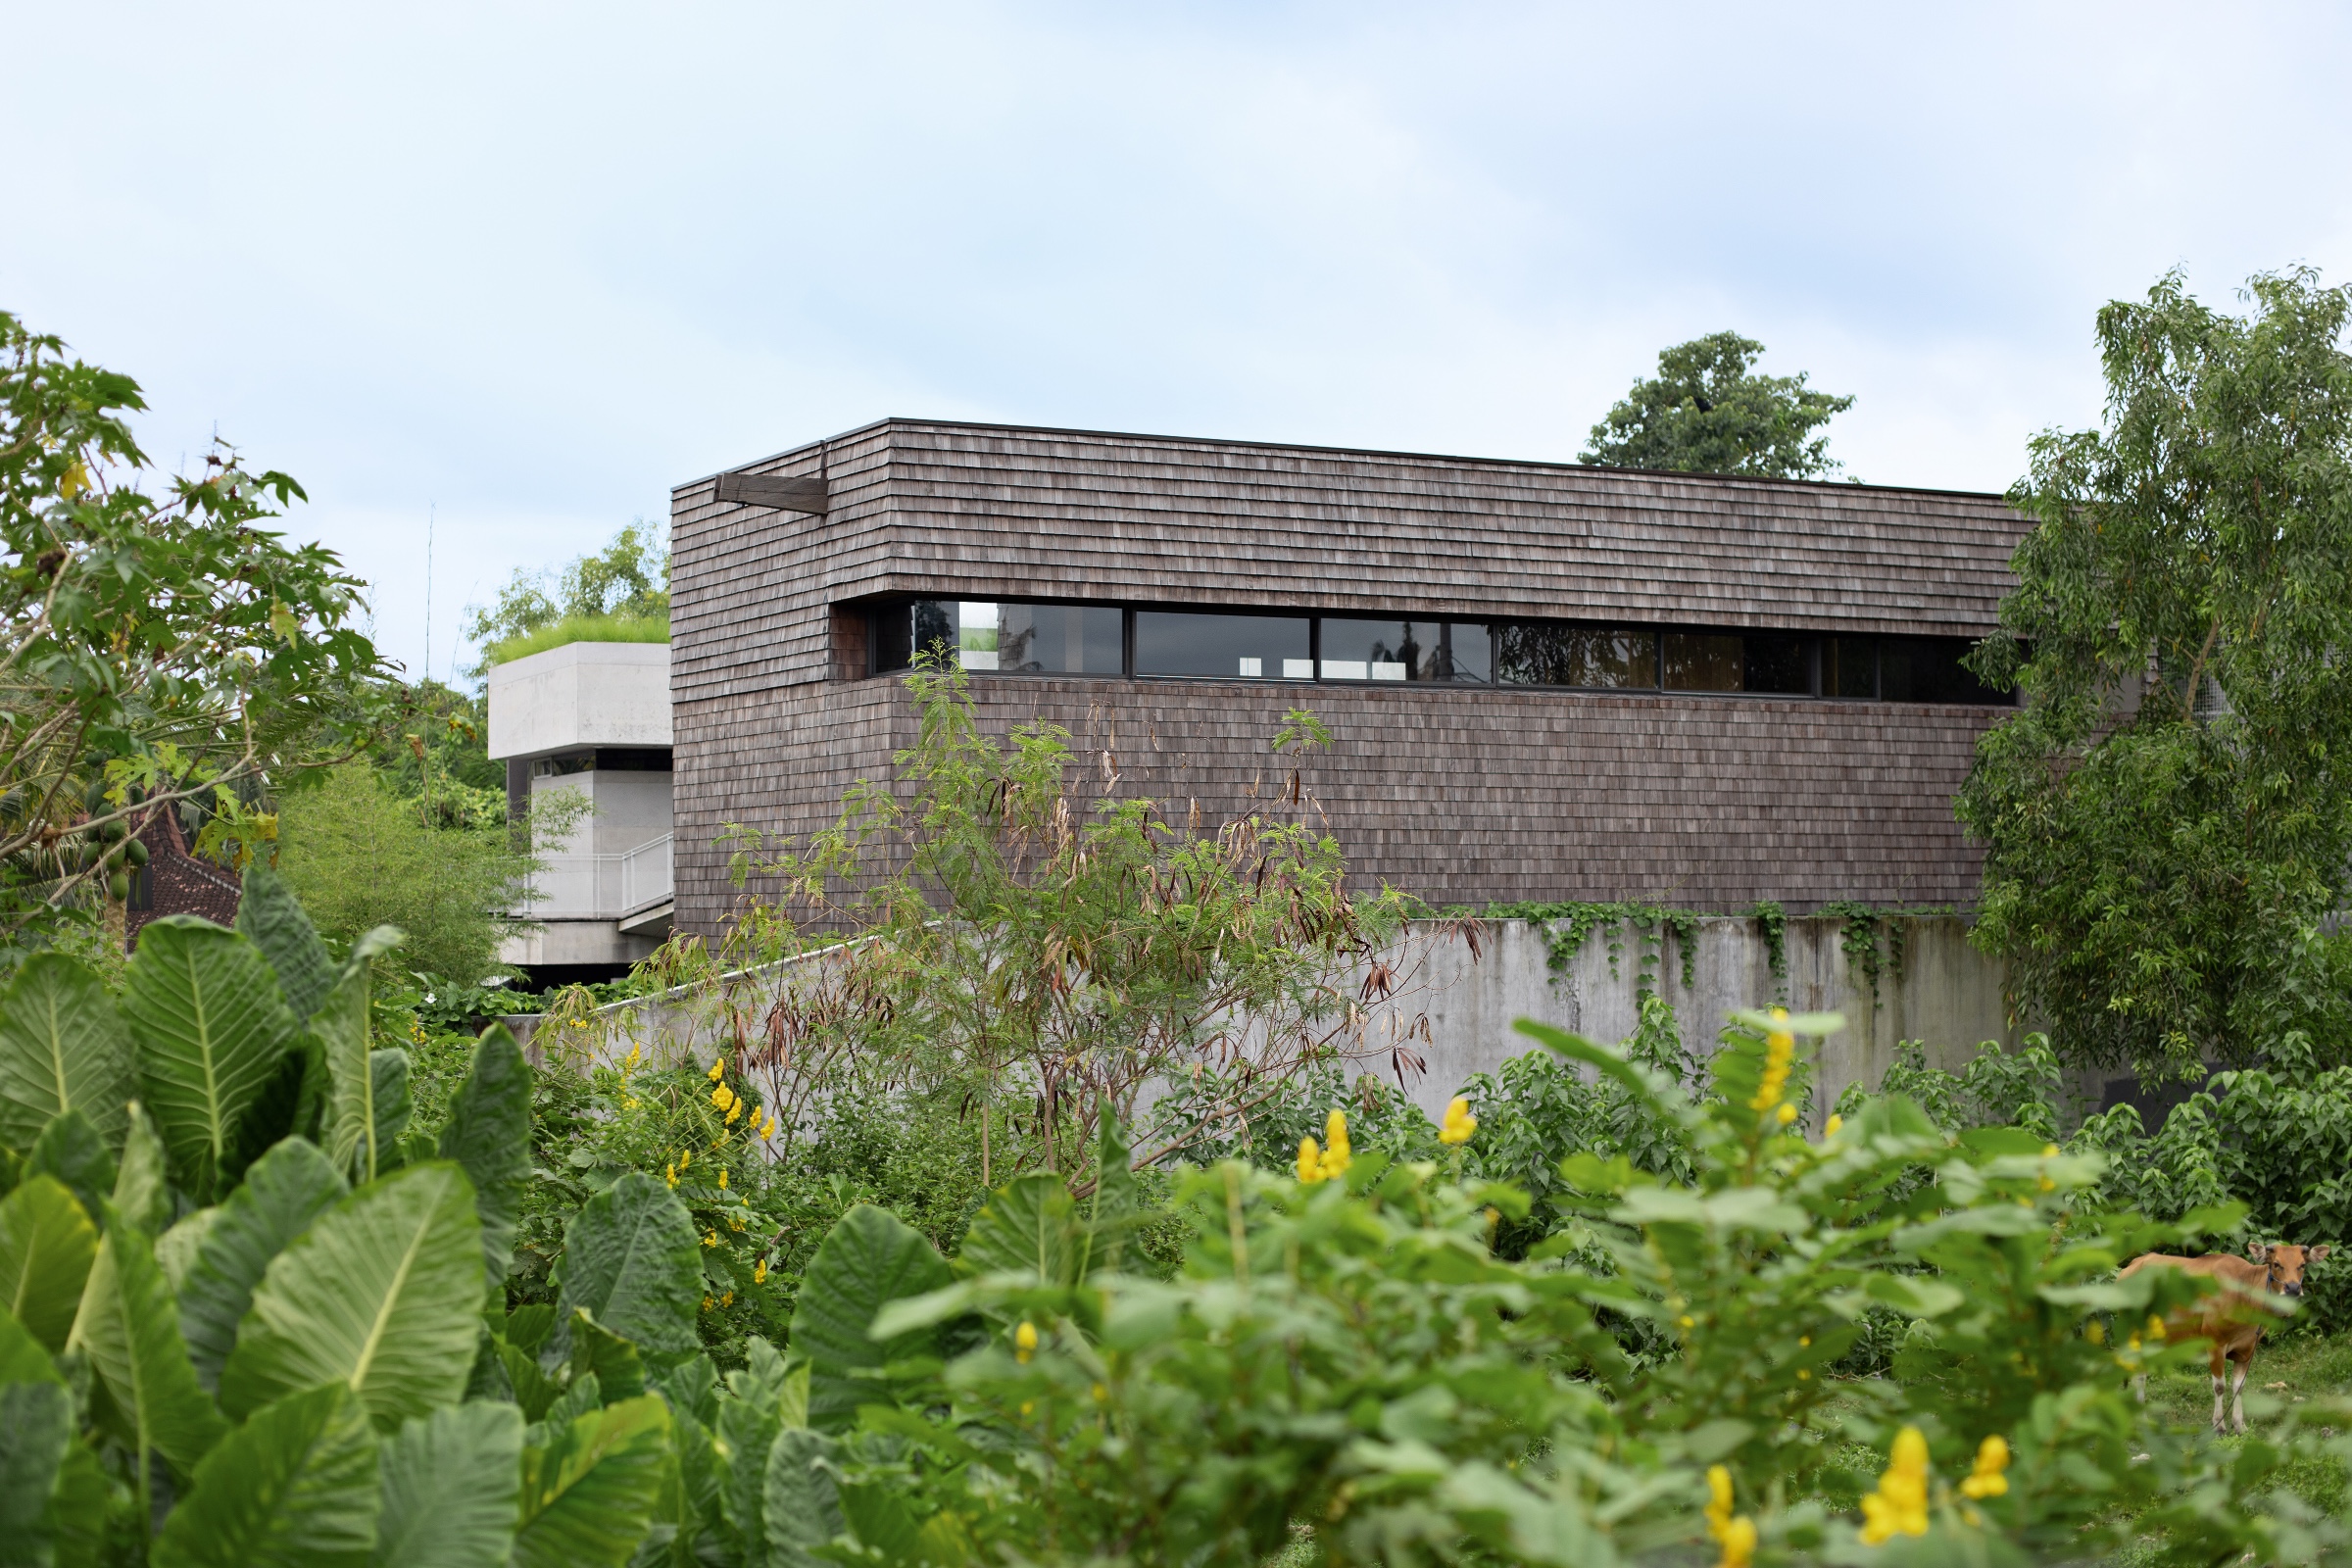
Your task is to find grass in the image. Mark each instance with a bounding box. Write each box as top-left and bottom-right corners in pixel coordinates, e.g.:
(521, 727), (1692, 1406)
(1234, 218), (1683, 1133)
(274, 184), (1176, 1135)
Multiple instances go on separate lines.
(484, 612), (669, 666)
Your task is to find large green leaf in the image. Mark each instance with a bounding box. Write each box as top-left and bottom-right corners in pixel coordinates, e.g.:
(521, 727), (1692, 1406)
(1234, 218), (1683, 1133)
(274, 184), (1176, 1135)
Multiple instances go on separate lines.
(178, 1138), (347, 1395)
(151, 1381), (380, 1568)
(790, 1203), (952, 1433)
(0, 1381), (73, 1560)
(126, 919), (302, 1202)
(372, 1401), (523, 1568)
(111, 1101), (172, 1237)
(716, 1382), (782, 1558)
(763, 1427), (844, 1568)
(1085, 1106), (1143, 1276)
(436, 1027), (530, 1292)
(220, 1161), (482, 1430)
(0, 1176), (98, 1352)
(368, 1051), (412, 1171)
(0, 955), (134, 1156)
(552, 1173), (701, 1362)
(68, 1217), (225, 1475)
(512, 1394), (672, 1568)
(315, 929), (402, 1185)
(25, 1110), (115, 1224)
(155, 1207), (220, 1294)
(0, 1301), (65, 1384)
(234, 862), (337, 1023)
(957, 1173), (1079, 1287)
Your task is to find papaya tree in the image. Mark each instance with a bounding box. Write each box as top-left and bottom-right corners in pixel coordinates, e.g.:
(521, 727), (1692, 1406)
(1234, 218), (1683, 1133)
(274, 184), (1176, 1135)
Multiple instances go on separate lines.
(0, 310), (394, 945)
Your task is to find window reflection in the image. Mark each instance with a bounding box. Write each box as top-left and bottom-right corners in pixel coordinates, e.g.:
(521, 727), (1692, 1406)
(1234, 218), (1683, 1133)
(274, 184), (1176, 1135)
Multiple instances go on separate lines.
(864, 598), (2006, 705)
(1744, 633), (1810, 695)
(1823, 636), (1876, 698)
(1663, 633), (1742, 692)
(1319, 618), (1485, 682)
(1134, 612), (1311, 679)
(1001, 604), (1124, 674)
(1496, 625), (1656, 688)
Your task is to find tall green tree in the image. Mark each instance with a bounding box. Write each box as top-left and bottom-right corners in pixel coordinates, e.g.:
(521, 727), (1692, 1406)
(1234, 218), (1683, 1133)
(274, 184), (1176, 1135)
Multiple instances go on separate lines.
(1579, 330), (1854, 479)
(0, 312), (392, 939)
(464, 522), (667, 672)
(1957, 269), (2352, 1082)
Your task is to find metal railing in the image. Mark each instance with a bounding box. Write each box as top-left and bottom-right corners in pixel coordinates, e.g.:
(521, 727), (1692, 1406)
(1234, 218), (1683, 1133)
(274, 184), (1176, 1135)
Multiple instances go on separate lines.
(516, 833), (673, 919)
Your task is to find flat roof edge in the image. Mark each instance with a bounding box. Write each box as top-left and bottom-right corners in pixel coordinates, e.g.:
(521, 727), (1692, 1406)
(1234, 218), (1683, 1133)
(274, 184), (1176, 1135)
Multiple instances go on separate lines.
(674, 416), (2012, 505)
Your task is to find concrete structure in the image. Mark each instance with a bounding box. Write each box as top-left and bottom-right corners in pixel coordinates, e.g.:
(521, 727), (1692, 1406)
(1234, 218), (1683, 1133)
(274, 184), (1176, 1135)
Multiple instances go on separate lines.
(669, 420), (2033, 938)
(487, 641), (676, 980)
(508, 913), (2022, 1132)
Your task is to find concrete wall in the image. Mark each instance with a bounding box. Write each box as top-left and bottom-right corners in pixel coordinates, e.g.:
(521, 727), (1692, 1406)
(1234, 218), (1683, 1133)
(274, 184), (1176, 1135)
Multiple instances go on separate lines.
(533, 769), (674, 858)
(514, 914), (2014, 1136)
(487, 641), (673, 761)
(1385, 913), (2013, 1128)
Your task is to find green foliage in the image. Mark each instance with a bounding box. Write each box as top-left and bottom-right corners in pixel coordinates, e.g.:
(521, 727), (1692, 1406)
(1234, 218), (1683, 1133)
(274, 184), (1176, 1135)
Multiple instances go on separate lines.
(220, 1162), (485, 1428)
(177, 1137), (348, 1394)
(372, 1402), (525, 1568)
(273, 764), (530, 987)
(1482, 899), (1701, 995)
(126, 918), (303, 1202)
(152, 1381), (380, 1568)
(466, 520), (669, 673)
(511, 1395), (672, 1568)
(482, 612), (671, 668)
(1959, 268), (2352, 1080)
(789, 1202), (953, 1433)
(68, 1214), (226, 1480)
(1832, 1036), (2066, 1145)
(716, 657), (1423, 1184)
(435, 1025), (532, 1291)
(0, 311), (391, 944)
(1579, 329), (1855, 479)
(0, 953), (135, 1152)
(234, 861), (338, 1023)
(0, 1175), (96, 1351)
(551, 1173), (702, 1361)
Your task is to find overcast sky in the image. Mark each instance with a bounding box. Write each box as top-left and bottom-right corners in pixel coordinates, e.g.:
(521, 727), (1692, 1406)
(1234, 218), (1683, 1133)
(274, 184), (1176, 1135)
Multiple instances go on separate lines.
(8, 2), (2350, 682)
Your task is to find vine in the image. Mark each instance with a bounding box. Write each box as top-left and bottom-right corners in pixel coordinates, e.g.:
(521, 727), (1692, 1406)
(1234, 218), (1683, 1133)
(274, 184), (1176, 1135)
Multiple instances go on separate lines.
(1747, 901), (1788, 1003)
(1470, 899), (1955, 1010)
(1480, 901), (1701, 998)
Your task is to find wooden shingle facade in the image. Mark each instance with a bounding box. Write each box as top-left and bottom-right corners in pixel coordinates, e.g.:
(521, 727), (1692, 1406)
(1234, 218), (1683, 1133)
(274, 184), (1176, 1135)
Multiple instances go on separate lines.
(669, 420), (2030, 934)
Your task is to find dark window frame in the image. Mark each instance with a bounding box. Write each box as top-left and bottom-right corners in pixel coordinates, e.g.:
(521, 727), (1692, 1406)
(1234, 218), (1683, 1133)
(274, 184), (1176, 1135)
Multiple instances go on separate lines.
(852, 596), (2013, 706)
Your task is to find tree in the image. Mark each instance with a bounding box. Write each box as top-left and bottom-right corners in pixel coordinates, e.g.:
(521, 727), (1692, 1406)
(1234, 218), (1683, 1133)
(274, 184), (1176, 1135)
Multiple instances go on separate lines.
(1579, 330), (1854, 480)
(0, 312), (392, 940)
(1956, 269), (2352, 1083)
(273, 762), (531, 982)
(464, 520), (668, 672)
(698, 659), (1461, 1183)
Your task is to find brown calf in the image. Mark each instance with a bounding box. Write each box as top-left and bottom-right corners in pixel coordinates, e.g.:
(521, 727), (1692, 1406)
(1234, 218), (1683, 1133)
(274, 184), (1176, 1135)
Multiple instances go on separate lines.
(2119, 1244), (2330, 1433)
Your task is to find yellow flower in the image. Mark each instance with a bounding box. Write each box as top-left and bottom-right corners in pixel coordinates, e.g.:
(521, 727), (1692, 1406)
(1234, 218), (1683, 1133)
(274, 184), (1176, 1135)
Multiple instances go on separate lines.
(1679, 1314), (1695, 1330)
(1959, 1435), (2010, 1499)
(1319, 1109), (1352, 1180)
(703, 1231), (718, 1248)
(726, 1097), (744, 1125)
(711, 1082), (736, 1112)
(716, 1167), (728, 1189)
(2041, 1143), (2059, 1157)
(701, 1295), (714, 1311)
(1439, 1097), (1478, 1146)
(1015, 1320), (1039, 1364)
(708, 1057), (727, 1081)
(1750, 1024), (1795, 1112)
(679, 1149), (692, 1170)
(2146, 1314), (2167, 1343)
(2086, 1320), (2105, 1345)
(1297, 1135), (1324, 1183)
(1825, 1113), (1843, 1137)
(729, 1214), (745, 1231)
(1859, 1427), (1931, 1544)
(1704, 1465), (1734, 1539)
(1776, 1102), (1798, 1125)
(720, 1291), (734, 1307)
(754, 1257), (768, 1284)
(1716, 1515), (1756, 1568)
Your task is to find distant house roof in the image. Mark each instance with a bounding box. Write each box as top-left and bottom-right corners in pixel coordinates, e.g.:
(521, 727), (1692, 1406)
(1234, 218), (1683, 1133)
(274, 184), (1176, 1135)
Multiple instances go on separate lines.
(127, 808), (240, 947)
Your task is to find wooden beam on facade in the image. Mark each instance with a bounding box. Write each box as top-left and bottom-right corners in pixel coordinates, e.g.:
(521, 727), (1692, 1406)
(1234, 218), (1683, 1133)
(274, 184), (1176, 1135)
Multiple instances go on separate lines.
(714, 471), (828, 514)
